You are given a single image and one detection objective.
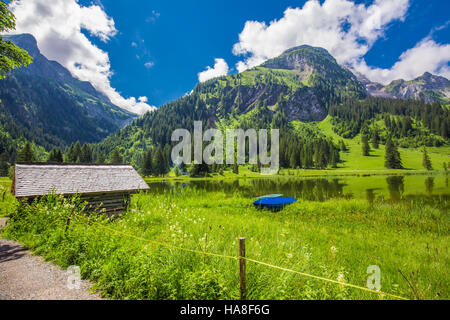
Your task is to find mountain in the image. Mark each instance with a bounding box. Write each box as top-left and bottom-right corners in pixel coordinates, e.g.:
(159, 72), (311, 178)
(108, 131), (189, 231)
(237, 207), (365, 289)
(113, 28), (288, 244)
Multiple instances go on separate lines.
(94, 45), (449, 169)
(384, 72), (450, 103)
(94, 45), (368, 165)
(198, 45), (366, 122)
(349, 68), (450, 104)
(0, 34), (136, 153)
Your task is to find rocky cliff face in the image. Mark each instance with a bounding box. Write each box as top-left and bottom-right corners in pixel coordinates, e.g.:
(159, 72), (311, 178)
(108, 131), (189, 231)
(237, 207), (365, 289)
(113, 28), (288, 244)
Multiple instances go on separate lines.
(348, 66), (450, 103)
(197, 45), (366, 122)
(385, 72), (450, 103)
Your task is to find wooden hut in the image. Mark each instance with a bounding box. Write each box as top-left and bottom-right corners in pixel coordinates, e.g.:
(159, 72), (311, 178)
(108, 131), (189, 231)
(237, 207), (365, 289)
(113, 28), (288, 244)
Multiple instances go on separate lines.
(11, 163), (149, 216)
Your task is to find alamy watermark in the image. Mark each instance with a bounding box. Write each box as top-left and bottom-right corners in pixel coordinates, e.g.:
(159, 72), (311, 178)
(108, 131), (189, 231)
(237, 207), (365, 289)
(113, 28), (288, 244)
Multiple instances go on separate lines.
(66, 265), (81, 290)
(366, 265), (381, 291)
(171, 121), (279, 174)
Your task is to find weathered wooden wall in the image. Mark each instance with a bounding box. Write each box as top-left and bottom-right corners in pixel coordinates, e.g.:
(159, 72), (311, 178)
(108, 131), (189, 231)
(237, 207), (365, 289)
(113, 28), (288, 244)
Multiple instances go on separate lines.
(20, 192), (132, 217)
(81, 192), (131, 217)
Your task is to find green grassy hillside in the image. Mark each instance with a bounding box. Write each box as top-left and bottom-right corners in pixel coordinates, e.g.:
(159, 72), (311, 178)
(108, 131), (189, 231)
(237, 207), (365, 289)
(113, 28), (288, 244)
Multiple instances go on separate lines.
(317, 116), (449, 171)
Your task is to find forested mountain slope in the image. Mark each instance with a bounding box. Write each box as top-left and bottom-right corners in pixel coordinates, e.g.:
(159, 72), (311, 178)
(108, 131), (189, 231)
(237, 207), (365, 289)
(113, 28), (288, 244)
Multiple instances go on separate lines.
(94, 46), (449, 170)
(0, 34), (135, 164)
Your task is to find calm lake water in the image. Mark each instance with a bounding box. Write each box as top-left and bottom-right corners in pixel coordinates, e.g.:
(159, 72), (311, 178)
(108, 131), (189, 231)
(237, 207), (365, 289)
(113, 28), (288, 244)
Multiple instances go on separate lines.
(147, 174), (450, 205)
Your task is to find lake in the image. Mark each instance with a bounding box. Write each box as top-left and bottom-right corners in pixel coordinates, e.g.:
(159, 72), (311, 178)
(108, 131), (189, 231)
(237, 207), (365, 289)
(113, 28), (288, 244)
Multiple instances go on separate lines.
(146, 174), (449, 205)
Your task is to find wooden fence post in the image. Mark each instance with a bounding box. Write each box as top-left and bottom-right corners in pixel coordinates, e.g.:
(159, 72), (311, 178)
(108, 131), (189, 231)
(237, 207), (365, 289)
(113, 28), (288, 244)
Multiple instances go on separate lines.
(65, 207), (75, 233)
(239, 237), (246, 300)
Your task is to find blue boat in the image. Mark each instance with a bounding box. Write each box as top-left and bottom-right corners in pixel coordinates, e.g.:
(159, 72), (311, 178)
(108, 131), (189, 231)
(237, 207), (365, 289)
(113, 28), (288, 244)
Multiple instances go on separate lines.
(253, 196), (297, 211)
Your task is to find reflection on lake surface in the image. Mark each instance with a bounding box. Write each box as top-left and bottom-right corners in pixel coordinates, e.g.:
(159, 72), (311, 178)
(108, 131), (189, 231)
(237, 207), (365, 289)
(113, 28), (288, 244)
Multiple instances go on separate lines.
(147, 174), (449, 206)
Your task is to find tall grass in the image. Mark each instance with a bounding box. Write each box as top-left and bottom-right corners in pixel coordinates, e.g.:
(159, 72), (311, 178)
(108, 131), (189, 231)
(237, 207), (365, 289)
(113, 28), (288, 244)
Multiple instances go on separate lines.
(1, 188), (448, 300)
(0, 179), (16, 217)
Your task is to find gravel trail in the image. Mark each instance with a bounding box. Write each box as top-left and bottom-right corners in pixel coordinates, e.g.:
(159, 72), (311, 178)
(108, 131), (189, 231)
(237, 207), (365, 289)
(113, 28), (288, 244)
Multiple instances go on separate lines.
(0, 232), (103, 300)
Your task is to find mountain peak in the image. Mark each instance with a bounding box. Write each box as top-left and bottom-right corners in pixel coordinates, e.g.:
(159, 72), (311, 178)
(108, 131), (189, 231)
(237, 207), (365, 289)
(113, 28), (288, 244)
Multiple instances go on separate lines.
(261, 44), (339, 72)
(0, 34), (135, 148)
(415, 71), (449, 84)
(3, 33), (40, 57)
(282, 45), (331, 56)
(4, 33), (119, 104)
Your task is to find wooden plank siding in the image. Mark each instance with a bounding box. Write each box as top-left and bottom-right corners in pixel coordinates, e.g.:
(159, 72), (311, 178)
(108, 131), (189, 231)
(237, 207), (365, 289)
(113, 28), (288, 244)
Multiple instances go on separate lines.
(12, 163), (149, 217)
(80, 192), (131, 217)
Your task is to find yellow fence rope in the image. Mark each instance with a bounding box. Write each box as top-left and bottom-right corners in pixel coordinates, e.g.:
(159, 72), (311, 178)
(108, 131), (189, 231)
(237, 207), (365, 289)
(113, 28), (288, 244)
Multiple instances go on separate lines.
(243, 257), (409, 300)
(72, 215), (409, 300)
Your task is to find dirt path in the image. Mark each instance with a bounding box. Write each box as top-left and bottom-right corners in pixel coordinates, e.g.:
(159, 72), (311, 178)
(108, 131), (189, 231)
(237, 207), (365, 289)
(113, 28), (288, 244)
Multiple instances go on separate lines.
(0, 224), (103, 300)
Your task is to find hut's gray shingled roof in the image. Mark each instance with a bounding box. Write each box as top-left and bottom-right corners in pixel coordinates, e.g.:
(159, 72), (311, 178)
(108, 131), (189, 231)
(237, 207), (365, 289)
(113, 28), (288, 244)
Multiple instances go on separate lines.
(13, 164), (149, 198)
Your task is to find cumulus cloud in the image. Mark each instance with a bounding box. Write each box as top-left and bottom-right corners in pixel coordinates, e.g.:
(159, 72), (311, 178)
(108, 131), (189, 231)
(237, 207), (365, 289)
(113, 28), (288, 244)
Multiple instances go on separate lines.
(198, 58), (229, 82)
(232, 0), (450, 83)
(9, 0), (155, 115)
(354, 38), (450, 84)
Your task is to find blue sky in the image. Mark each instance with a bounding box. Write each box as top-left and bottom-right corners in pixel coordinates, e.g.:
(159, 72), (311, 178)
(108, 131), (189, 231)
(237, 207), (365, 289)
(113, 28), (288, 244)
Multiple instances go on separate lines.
(85, 0), (316, 105)
(10, 0), (450, 114)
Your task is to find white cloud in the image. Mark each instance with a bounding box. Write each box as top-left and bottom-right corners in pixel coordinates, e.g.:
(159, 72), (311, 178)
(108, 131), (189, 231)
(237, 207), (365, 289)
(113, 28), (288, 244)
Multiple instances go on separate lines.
(9, 0), (156, 115)
(354, 38), (450, 84)
(233, 0), (410, 72)
(230, 0), (450, 83)
(198, 58), (229, 82)
(144, 61), (155, 69)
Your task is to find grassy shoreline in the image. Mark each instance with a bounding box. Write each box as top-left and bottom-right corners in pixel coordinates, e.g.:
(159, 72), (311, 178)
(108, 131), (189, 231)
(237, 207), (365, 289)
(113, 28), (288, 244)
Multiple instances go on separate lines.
(143, 168), (449, 183)
(1, 189), (448, 300)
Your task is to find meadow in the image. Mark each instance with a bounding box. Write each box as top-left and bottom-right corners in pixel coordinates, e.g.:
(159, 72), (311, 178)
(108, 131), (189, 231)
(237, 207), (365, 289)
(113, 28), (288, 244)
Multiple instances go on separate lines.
(0, 177), (16, 217)
(1, 182), (448, 300)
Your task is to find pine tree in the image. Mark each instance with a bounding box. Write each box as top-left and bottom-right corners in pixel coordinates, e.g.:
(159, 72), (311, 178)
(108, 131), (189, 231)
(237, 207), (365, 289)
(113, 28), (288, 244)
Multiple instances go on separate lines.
(441, 120), (448, 139)
(110, 148), (123, 164)
(422, 147), (433, 171)
(289, 150), (298, 169)
(140, 149), (153, 177)
(371, 129), (379, 149)
(73, 142), (82, 163)
(189, 163), (209, 177)
(17, 142), (35, 162)
(0, 153), (9, 176)
(313, 145), (321, 168)
(56, 149), (63, 163)
(66, 142), (82, 163)
(97, 152), (106, 164)
(47, 147), (63, 163)
(80, 144), (93, 163)
(65, 144), (75, 162)
(330, 149), (338, 168)
(384, 137), (402, 169)
(361, 135), (371, 156)
(163, 144), (171, 173)
(339, 140), (347, 152)
(153, 146), (166, 176)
